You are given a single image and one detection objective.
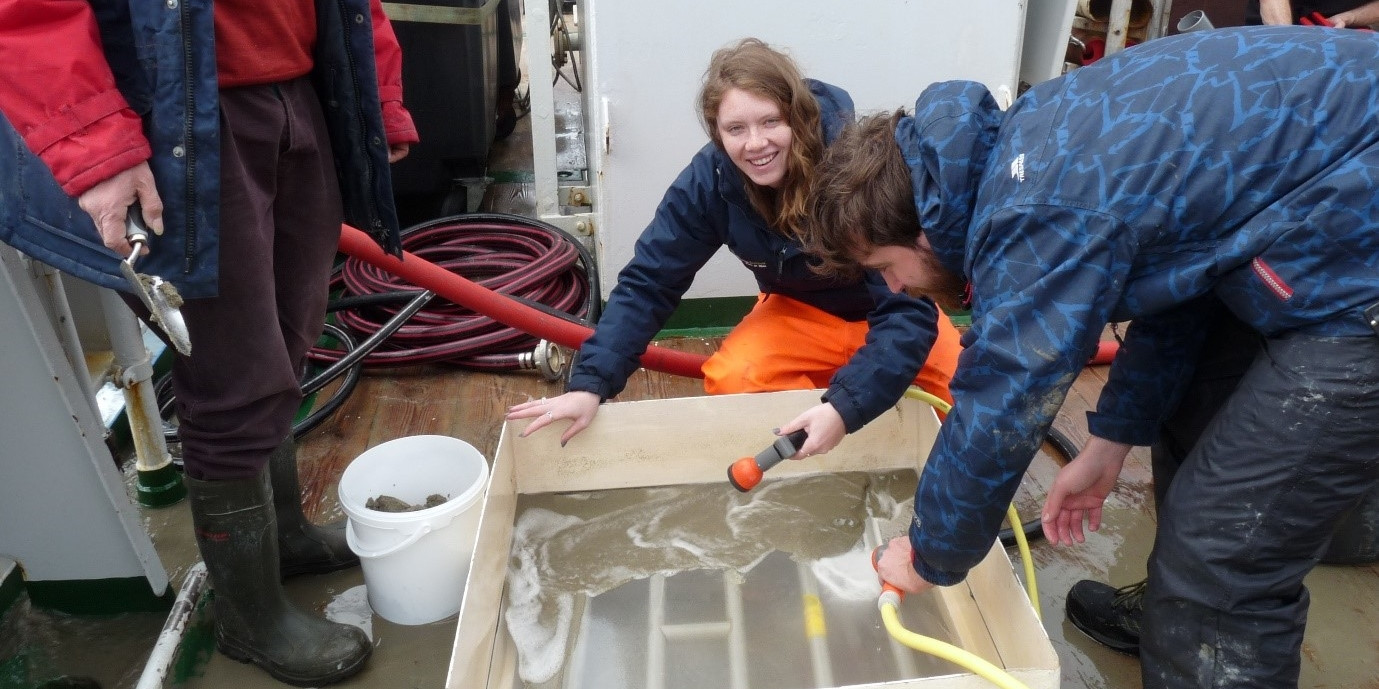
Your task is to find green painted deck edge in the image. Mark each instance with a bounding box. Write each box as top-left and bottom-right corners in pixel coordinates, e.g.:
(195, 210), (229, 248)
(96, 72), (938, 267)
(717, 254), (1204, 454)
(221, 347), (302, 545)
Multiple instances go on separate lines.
(25, 577), (174, 615)
(648, 297), (971, 337)
(489, 169), (535, 183)
(649, 296), (753, 339)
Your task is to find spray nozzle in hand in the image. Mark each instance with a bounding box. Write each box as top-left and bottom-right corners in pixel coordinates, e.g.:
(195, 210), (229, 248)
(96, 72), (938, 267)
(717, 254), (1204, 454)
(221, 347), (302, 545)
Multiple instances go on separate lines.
(872, 544), (906, 606)
(727, 429), (808, 492)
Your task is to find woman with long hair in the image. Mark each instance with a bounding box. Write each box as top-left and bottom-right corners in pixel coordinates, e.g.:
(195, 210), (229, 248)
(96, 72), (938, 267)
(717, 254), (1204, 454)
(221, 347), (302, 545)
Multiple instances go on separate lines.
(508, 38), (960, 459)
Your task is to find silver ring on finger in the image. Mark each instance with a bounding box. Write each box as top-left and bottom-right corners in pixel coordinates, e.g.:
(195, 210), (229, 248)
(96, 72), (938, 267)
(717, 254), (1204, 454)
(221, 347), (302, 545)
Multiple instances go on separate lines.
(545, 411), (553, 419)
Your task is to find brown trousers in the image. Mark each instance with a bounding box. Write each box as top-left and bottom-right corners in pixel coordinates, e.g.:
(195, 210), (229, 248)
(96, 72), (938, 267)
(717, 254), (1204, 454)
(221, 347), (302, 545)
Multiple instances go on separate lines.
(171, 77), (343, 480)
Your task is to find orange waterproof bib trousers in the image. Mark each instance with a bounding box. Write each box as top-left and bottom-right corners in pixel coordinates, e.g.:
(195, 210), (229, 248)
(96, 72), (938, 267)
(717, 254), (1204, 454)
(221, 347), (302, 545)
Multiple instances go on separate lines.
(700, 294), (960, 413)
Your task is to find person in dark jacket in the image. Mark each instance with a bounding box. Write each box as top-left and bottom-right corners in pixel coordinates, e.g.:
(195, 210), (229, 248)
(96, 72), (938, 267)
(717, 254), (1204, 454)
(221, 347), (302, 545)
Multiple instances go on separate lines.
(507, 38), (960, 458)
(805, 26), (1379, 689)
(1073, 0), (1379, 657)
(0, 0), (417, 684)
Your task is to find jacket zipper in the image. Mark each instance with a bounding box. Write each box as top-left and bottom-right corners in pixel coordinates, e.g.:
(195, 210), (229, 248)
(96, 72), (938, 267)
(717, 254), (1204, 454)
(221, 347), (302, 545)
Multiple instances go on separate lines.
(1251, 257), (1293, 300)
(180, 0), (197, 275)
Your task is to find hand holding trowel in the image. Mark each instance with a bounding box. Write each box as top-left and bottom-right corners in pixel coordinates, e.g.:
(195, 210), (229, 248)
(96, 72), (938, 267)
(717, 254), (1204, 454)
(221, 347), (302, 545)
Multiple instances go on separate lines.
(121, 202), (193, 355)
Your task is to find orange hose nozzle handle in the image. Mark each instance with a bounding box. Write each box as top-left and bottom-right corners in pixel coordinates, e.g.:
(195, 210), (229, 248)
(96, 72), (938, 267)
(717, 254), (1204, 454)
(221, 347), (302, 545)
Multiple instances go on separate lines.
(872, 545), (906, 601)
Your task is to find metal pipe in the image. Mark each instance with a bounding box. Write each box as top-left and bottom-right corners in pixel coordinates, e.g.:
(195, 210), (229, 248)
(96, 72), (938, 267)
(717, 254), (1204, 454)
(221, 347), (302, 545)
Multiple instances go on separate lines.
(660, 621), (732, 639)
(795, 561), (834, 688)
(35, 264), (105, 423)
(645, 574), (667, 689)
(524, 0), (560, 221)
(1177, 10), (1214, 32)
(99, 288), (185, 506)
(135, 562), (208, 689)
(1104, 0), (1134, 55)
(723, 576), (749, 689)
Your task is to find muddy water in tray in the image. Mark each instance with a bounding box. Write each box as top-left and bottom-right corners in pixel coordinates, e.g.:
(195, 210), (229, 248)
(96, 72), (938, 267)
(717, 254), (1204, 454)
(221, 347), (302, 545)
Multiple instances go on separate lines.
(506, 470), (963, 689)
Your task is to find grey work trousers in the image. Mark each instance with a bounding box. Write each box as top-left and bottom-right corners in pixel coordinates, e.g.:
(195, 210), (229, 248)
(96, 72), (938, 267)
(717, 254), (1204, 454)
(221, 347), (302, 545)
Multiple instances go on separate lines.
(1140, 331), (1379, 688)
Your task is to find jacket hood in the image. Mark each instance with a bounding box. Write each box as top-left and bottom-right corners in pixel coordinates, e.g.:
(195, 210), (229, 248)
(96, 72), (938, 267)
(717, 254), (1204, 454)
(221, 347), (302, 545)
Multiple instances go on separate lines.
(895, 80), (1001, 278)
(810, 79), (854, 143)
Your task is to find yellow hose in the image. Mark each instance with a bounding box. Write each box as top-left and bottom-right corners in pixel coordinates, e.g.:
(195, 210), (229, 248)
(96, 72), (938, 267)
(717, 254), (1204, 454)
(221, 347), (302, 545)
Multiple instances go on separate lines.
(903, 386), (951, 415)
(880, 601), (1031, 689)
(1006, 503), (1040, 621)
(888, 386), (1042, 687)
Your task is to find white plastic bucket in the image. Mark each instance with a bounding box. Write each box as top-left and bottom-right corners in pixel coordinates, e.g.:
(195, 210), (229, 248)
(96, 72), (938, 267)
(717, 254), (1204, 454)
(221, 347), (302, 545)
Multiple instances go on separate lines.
(338, 435), (489, 625)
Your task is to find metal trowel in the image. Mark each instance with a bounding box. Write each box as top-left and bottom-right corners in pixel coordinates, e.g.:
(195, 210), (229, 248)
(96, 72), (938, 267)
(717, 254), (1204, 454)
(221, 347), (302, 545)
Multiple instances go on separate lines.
(120, 203), (193, 355)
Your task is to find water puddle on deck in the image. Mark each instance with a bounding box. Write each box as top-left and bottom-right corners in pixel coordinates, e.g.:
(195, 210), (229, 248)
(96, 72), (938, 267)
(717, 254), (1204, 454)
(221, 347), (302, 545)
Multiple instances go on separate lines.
(504, 470), (964, 689)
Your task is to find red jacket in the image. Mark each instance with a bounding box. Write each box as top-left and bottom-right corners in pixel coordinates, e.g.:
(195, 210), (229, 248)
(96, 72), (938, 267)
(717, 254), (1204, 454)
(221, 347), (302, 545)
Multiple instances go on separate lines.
(0, 0), (418, 197)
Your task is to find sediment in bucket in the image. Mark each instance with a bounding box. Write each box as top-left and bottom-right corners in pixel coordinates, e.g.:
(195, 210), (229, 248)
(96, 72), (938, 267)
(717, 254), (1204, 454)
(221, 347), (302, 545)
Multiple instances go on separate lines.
(338, 435), (489, 625)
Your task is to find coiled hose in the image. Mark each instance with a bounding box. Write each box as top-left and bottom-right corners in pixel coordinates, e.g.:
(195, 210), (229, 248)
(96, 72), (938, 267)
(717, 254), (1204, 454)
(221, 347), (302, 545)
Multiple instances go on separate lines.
(157, 213), (600, 444)
(310, 212), (598, 370)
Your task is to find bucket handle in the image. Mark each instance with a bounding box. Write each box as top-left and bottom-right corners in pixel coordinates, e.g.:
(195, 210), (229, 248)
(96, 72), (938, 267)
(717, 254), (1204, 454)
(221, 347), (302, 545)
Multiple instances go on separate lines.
(346, 519), (433, 559)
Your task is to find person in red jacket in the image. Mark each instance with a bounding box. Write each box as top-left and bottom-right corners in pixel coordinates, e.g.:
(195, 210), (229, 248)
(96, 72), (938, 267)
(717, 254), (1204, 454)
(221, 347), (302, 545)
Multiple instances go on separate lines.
(0, 0), (418, 685)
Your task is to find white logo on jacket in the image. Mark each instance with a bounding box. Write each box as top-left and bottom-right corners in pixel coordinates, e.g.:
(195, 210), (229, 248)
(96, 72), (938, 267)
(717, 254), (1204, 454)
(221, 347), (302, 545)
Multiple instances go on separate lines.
(1010, 153), (1025, 183)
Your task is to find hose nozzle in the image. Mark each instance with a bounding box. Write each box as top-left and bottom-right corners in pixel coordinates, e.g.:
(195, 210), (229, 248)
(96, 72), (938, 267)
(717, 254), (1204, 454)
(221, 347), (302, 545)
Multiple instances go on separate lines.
(872, 544), (906, 603)
(727, 429), (807, 492)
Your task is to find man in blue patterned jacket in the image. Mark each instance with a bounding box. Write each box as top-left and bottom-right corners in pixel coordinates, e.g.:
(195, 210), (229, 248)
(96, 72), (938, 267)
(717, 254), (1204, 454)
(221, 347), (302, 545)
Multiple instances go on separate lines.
(806, 26), (1379, 689)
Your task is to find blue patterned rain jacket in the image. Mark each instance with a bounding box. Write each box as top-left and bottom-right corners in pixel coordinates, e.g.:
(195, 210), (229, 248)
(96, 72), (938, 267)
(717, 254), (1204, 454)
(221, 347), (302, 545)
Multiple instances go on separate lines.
(906, 26), (1379, 584)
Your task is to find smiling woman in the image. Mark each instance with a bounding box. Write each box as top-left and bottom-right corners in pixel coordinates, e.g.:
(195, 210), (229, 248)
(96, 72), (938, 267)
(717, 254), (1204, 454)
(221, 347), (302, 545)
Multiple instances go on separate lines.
(506, 37), (961, 468)
(714, 88), (793, 189)
(696, 37), (822, 233)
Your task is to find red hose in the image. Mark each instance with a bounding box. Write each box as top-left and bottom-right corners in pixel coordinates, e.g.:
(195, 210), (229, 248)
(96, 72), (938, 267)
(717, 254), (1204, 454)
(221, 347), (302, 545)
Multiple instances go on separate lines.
(1090, 340), (1119, 365)
(337, 224), (709, 379)
(318, 217), (589, 367)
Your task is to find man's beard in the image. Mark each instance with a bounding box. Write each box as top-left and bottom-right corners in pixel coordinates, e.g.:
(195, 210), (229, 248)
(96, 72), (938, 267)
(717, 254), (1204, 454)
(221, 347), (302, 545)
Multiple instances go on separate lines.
(905, 241), (968, 313)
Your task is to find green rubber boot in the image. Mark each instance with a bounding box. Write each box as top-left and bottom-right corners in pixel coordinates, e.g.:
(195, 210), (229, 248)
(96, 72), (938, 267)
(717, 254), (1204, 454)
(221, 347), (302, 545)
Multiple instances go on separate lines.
(268, 439), (359, 577)
(187, 471), (371, 686)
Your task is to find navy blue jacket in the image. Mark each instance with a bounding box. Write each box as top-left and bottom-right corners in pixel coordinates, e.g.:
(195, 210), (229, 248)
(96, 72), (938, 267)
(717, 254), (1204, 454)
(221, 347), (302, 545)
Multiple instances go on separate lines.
(569, 80), (947, 432)
(904, 27), (1379, 584)
(0, 0), (401, 299)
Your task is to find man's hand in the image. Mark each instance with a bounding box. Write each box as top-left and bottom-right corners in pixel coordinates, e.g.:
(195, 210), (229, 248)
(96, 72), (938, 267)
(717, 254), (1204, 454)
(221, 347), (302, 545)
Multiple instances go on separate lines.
(876, 535), (937, 595)
(1041, 435), (1131, 545)
(1329, 0), (1379, 28)
(77, 162), (163, 256)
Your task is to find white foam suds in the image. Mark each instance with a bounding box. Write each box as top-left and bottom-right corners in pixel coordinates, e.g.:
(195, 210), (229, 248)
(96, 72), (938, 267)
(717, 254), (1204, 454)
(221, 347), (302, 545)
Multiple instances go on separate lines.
(323, 584), (374, 640)
(505, 507), (583, 684)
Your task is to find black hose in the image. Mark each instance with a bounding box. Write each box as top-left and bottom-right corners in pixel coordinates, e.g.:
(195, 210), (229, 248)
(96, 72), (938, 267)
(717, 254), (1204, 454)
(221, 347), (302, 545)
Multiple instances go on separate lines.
(292, 322), (364, 438)
(293, 293), (436, 437)
(999, 425), (1081, 548)
(155, 291), (433, 446)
